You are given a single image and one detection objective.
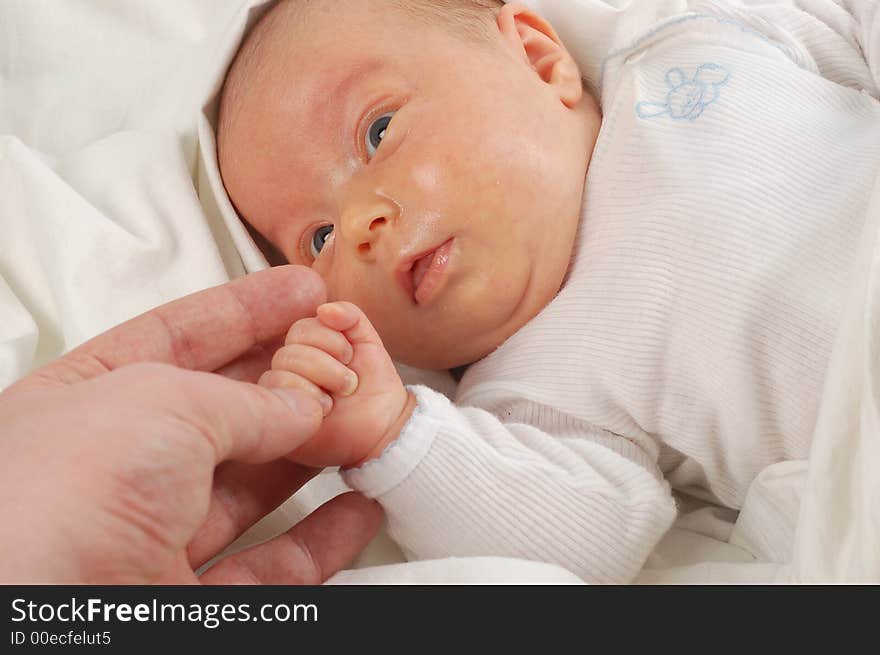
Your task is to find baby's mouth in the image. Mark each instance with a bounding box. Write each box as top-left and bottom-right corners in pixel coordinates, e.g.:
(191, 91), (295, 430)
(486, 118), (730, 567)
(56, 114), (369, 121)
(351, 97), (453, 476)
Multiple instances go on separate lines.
(411, 251), (436, 294)
(397, 238), (455, 305)
(411, 239), (455, 305)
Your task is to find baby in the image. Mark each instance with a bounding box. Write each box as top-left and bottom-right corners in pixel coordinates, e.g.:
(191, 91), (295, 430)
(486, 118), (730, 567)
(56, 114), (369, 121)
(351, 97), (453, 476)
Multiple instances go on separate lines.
(216, 0), (880, 582)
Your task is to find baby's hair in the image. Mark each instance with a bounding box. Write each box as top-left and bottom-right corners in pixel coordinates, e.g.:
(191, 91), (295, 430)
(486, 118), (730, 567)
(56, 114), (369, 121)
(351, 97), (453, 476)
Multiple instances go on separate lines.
(390, 0), (506, 40)
(273, 0), (506, 42)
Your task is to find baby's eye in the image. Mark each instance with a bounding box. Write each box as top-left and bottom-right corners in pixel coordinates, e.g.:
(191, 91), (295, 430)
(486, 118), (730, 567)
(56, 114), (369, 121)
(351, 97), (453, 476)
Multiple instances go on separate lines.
(310, 224), (334, 258)
(366, 112), (395, 159)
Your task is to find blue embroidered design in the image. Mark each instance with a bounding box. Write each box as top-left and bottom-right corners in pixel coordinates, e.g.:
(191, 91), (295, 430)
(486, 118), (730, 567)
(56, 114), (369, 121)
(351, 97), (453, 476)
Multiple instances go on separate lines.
(636, 63), (730, 121)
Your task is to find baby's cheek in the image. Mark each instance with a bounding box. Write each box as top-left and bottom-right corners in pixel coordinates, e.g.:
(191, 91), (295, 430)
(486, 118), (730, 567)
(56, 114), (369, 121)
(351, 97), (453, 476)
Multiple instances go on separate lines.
(410, 157), (488, 236)
(408, 159), (443, 193)
(312, 260), (344, 304)
(408, 145), (476, 199)
(310, 252), (331, 277)
(320, 272), (345, 306)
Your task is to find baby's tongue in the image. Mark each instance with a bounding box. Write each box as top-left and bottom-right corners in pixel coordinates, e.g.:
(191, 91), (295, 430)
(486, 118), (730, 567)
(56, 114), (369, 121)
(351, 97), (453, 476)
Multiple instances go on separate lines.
(412, 250), (435, 292)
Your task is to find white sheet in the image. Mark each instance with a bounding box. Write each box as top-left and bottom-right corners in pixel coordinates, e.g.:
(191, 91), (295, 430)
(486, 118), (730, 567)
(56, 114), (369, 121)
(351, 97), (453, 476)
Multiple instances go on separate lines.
(1, 0), (877, 584)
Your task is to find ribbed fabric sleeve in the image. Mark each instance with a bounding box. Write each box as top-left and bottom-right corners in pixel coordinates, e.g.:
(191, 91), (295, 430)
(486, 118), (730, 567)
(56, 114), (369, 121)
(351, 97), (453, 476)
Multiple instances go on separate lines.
(343, 385), (677, 583)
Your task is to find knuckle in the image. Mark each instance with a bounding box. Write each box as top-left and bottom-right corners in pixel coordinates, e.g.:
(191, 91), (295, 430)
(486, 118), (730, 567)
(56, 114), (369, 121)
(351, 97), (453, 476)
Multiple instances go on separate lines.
(323, 326), (347, 343)
(259, 369), (283, 387)
(271, 345), (303, 371)
(264, 370), (300, 389)
(272, 344), (329, 374)
(270, 348), (288, 371)
(287, 532), (323, 584)
(285, 321), (305, 344)
(285, 318), (319, 344)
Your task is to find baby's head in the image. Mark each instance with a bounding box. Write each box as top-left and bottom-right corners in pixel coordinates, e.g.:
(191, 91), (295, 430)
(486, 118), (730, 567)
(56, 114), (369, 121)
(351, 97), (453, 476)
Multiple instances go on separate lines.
(218, 0), (601, 369)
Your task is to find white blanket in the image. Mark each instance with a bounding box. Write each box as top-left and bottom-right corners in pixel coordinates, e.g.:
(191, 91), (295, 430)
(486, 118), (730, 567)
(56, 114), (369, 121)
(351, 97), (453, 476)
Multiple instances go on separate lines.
(1, 0), (877, 584)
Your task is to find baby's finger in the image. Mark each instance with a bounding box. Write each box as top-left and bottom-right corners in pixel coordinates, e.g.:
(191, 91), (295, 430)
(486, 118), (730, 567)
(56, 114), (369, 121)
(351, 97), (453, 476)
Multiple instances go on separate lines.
(272, 344), (359, 397)
(259, 369), (333, 416)
(317, 302), (383, 346)
(285, 318), (353, 364)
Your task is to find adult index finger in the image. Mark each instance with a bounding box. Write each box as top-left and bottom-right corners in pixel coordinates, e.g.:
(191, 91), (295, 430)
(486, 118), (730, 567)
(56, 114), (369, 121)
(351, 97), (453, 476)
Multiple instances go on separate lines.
(17, 266), (326, 389)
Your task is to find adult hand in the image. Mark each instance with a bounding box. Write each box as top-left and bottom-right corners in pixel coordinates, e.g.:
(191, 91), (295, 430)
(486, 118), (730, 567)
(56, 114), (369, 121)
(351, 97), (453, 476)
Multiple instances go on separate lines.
(0, 266), (383, 584)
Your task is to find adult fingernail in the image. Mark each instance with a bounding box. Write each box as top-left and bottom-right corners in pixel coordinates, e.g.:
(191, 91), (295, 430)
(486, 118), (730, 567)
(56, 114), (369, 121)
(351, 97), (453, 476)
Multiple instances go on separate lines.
(341, 370), (359, 397)
(271, 388), (323, 422)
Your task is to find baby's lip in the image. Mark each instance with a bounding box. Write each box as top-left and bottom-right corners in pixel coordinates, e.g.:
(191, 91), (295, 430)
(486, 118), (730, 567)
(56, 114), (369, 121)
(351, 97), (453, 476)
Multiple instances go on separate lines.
(396, 239), (453, 304)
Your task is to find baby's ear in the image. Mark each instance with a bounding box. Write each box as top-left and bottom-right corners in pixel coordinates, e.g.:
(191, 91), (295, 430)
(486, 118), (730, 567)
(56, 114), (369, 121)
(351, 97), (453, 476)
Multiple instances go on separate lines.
(497, 3), (582, 108)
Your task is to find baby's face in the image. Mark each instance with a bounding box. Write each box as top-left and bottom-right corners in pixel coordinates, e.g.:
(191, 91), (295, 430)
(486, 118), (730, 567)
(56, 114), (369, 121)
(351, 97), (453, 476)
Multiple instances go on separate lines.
(220, 4), (600, 369)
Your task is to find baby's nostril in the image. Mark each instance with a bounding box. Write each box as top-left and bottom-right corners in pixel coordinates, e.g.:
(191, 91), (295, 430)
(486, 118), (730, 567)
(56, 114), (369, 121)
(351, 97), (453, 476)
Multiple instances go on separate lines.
(369, 217), (386, 232)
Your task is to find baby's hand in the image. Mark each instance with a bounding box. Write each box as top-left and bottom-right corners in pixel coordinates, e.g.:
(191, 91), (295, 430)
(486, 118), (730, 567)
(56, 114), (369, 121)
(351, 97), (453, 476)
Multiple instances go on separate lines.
(260, 302), (415, 468)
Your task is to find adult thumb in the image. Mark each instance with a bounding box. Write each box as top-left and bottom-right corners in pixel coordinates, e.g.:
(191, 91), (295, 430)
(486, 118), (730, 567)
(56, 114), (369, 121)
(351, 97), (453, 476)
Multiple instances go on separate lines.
(109, 363), (325, 465)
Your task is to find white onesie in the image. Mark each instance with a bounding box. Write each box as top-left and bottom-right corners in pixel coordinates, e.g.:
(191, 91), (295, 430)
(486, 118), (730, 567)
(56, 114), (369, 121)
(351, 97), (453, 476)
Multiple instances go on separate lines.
(343, 0), (880, 583)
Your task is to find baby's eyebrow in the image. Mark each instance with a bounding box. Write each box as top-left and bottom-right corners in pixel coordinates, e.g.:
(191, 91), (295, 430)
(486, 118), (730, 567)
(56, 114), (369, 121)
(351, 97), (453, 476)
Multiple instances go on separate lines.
(301, 59), (387, 152)
(323, 58), (387, 104)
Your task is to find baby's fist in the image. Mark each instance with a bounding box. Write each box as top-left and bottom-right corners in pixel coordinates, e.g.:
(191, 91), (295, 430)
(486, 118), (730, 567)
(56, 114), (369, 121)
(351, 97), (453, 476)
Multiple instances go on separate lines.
(260, 302), (414, 468)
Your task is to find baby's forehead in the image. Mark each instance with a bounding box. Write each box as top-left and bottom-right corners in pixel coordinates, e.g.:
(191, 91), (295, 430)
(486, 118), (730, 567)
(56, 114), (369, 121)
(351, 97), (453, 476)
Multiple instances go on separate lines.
(258, 0), (474, 71)
(221, 1), (473, 154)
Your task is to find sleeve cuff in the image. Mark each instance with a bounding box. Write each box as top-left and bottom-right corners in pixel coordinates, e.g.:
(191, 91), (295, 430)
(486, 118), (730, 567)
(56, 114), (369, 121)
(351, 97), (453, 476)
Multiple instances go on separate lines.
(341, 384), (445, 498)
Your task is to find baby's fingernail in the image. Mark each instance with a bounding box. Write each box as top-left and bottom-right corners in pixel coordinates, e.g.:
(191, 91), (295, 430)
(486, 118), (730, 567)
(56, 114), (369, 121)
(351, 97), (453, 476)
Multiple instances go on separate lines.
(341, 370), (359, 397)
(319, 393), (334, 416)
(342, 344), (354, 365)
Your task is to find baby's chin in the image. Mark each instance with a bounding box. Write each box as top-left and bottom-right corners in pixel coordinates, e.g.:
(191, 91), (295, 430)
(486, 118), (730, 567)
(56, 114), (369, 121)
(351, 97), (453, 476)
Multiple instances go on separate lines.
(387, 244), (574, 371)
(395, 285), (566, 371)
(389, 318), (526, 372)
(394, 345), (493, 373)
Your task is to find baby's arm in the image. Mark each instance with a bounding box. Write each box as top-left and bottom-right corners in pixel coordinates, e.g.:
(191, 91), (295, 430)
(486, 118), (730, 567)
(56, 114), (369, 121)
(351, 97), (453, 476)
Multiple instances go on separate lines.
(344, 387), (677, 583)
(264, 303), (676, 583)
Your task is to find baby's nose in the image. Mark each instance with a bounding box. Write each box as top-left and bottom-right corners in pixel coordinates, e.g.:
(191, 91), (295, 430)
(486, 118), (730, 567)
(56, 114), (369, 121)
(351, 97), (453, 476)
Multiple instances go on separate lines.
(340, 206), (392, 259)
